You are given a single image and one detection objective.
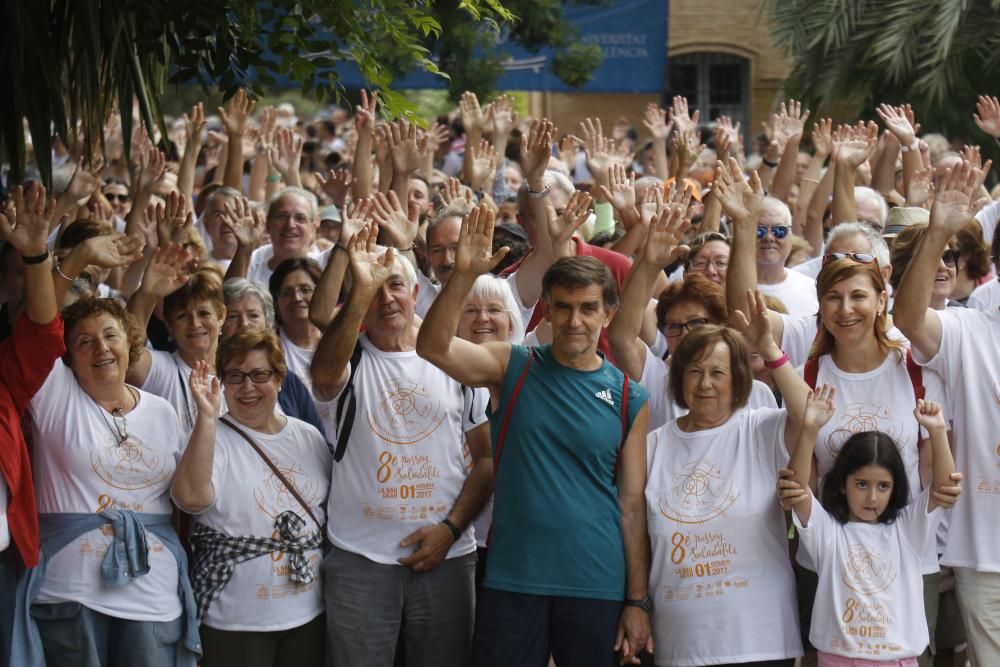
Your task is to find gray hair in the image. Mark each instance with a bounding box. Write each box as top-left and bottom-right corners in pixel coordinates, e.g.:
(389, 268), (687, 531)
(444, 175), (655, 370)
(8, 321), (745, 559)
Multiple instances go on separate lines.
(826, 222), (890, 268)
(267, 186), (318, 222)
(204, 186), (242, 212)
(223, 278), (276, 329)
(854, 186), (889, 226)
(762, 196), (793, 227)
(375, 246), (419, 289)
(466, 274), (526, 343)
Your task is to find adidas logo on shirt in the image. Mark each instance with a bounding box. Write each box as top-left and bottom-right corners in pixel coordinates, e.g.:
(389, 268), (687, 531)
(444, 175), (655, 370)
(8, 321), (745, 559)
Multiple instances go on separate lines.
(595, 389), (615, 407)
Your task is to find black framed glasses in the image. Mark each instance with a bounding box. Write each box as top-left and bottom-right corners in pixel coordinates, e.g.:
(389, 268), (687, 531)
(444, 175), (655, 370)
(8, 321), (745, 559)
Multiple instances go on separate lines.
(662, 318), (709, 338)
(941, 249), (958, 268)
(757, 225), (790, 240)
(823, 252), (878, 266)
(222, 369), (276, 385)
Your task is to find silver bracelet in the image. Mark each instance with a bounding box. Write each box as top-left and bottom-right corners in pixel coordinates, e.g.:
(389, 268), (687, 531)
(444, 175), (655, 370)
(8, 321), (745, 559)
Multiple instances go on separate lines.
(527, 186), (551, 199)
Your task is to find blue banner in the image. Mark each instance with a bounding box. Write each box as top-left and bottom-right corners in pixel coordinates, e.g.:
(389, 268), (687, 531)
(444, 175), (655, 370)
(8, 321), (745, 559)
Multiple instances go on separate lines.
(331, 0), (668, 93)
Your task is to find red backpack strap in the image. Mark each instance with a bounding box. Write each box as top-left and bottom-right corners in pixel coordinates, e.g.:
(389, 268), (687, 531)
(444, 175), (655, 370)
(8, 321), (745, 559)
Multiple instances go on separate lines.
(803, 356), (819, 389)
(612, 374), (630, 483)
(905, 349), (925, 401)
(493, 349), (534, 476)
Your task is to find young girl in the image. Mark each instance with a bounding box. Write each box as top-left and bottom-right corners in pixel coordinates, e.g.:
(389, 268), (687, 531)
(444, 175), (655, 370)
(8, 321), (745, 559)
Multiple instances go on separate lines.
(781, 385), (960, 667)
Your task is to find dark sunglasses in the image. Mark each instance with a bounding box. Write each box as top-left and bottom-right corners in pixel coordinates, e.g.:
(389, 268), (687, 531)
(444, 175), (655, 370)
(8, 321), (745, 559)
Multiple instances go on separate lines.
(823, 252), (878, 266)
(104, 193), (129, 203)
(941, 249), (958, 268)
(757, 225), (790, 240)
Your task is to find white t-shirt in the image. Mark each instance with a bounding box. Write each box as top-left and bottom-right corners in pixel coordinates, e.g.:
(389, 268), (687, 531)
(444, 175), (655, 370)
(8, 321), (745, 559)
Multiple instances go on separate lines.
(795, 490), (942, 660)
(317, 334), (489, 564)
(793, 255), (823, 279)
(646, 408), (802, 666)
(912, 308), (1000, 571)
(29, 361), (183, 621)
(801, 352), (945, 574)
(640, 345), (777, 432)
(279, 331), (330, 428)
(757, 269), (819, 317)
(143, 350), (226, 434)
(975, 198), (1000, 245)
(779, 315), (907, 371)
(968, 279), (1000, 312)
(194, 417), (331, 631)
(415, 271), (440, 320)
(247, 244), (328, 289)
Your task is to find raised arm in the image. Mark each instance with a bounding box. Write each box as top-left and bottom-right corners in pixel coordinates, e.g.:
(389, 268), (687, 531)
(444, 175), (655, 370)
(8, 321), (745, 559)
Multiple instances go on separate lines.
(608, 206), (688, 380)
(511, 119), (560, 307)
(221, 198), (265, 283)
(832, 122), (878, 225)
(171, 361), (221, 513)
(352, 90), (378, 200)
(913, 400), (959, 513)
(311, 222), (390, 400)
(177, 102), (206, 207)
(416, 205), (511, 389)
(0, 184), (59, 324)
(387, 119), (424, 211)
(218, 89), (255, 192)
(794, 118), (830, 245)
(786, 384), (836, 525)
(769, 100), (810, 203)
(269, 128), (303, 189)
(642, 103), (672, 181)
(894, 160), (980, 358)
(310, 199), (372, 330)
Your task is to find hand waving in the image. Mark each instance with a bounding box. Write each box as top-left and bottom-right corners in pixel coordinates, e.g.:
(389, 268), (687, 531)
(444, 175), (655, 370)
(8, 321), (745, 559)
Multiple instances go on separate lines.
(189, 360), (222, 418)
(455, 204), (509, 278)
(0, 183), (58, 256)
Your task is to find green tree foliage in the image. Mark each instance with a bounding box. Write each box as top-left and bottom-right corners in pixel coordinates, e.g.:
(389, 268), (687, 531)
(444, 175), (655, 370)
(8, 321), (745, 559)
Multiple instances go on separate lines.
(0, 0), (517, 186)
(764, 0), (1000, 152)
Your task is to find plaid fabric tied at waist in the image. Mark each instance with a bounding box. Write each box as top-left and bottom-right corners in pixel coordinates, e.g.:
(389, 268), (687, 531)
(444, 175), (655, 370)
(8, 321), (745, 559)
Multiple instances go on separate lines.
(190, 510), (323, 620)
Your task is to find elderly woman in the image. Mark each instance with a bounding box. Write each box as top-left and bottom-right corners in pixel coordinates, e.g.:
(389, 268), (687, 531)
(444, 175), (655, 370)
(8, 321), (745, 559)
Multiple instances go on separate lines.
(644, 292), (810, 666)
(610, 216), (776, 432)
(268, 258), (322, 400)
(172, 330), (330, 666)
(127, 250), (226, 432)
(683, 231), (729, 286)
(17, 297), (199, 666)
(221, 278), (322, 433)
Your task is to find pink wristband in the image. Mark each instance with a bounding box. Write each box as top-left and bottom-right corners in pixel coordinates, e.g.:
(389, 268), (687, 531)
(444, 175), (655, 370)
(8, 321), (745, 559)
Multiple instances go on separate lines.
(764, 351), (789, 369)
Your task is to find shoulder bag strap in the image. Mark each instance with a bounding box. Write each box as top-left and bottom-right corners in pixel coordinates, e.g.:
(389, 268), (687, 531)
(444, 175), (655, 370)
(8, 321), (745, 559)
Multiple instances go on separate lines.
(332, 343), (364, 462)
(219, 417), (322, 530)
(803, 356), (819, 389)
(493, 348), (534, 476)
(905, 349), (925, 401)
(612, 373), (630, 483)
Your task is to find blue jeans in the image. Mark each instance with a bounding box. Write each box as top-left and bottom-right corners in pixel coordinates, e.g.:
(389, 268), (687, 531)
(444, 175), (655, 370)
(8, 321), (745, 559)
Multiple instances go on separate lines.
(31, 601), (182, 667)
(322, 545), (476, 667)
(471, 588), (623, 667)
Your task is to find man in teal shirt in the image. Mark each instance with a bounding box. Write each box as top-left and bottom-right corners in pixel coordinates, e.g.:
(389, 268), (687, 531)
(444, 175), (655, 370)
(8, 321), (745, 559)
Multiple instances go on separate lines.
(418, 204), (652, 666)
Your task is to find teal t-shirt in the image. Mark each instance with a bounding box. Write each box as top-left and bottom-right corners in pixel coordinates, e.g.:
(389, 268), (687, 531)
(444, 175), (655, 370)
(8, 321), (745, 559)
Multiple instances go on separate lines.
(484, 344), (648, 600)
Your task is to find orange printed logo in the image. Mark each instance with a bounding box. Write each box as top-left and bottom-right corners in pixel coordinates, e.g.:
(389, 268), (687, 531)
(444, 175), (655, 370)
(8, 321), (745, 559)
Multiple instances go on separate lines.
(840, 544), (896, 595)
(90, 434), (172, 491)
(659, 460), (739, 525)
(368, 377), (445, 445)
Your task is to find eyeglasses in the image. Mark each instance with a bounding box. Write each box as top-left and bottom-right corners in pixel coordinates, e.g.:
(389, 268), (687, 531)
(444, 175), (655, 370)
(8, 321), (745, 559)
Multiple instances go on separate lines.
(689, 258), (729, 271)
(278, 285), (315, 299)
(104, 193), (129, 203)
(757, 225), (790, 240)
(823, 252), (878, 266)
(941, 249), (958, 268)
(222, 369), (276, 385)
(663, 318), (709, 338)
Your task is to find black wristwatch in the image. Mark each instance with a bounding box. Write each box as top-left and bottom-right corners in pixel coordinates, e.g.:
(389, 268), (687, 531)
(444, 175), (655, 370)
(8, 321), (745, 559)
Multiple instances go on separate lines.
(624, 595), (653, 613)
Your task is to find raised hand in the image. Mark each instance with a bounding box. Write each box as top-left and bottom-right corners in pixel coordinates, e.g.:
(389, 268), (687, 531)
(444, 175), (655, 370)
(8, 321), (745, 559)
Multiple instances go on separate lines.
(802, 384), (837, 430)
(222, 197), (264, 249)
(641, 205), (690, 269)
(0, 183), (58, 255)
(580, 117), (612, 180)
(218, 89), (255, 137)
(639, 182), (664, 227)
(906, 165), (934, 208)
(135, 146), (167, 195)
(772, 99), (810, 146)
(876, 103), (918, 147)
(671, 96), (700, 134)
(674, 128), (704, 168)
(731, 289), (779, 356)
(914, 399), (947, 432)
(521, 119), (554, 186)
(140, 244), (191, 298)
(930, 159), (981, 235)
(354, 90), (379, 133)
(258, 105), (278, 141)
(713, 158), (764, 223)
(455, 204), (508, 278)
(459, 91), (486, 136)
(643, 103), (673, 140)
(547, 190), (593, 247)
(314, 169), (354, 207)
(387, 119), (425, 176)
(485, 94), (516, 140)
(347, 222), (395, 293)
(183, 102), (207, 152)
(61, 156), (103, 204)
(556, 134), (581, 168)
(78, 233), (145, 270)
(340, 197), (374, 247)
(189, 360), (222, 418)
(598, 163), (639, 224)
(468, 139), (498, 192)
(440, 177), (473, 207)
(811, 118), (833, 159)
(268, 127), (303, 182)
(150, 191), (192, 246)
(371, 191), (416, 248)
(834, 121), (879, 169)
(973, 95), (1000, 138)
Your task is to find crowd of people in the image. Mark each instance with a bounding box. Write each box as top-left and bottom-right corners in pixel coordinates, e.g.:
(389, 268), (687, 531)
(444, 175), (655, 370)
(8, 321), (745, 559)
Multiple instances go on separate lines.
(1, 85), (1000, 667)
